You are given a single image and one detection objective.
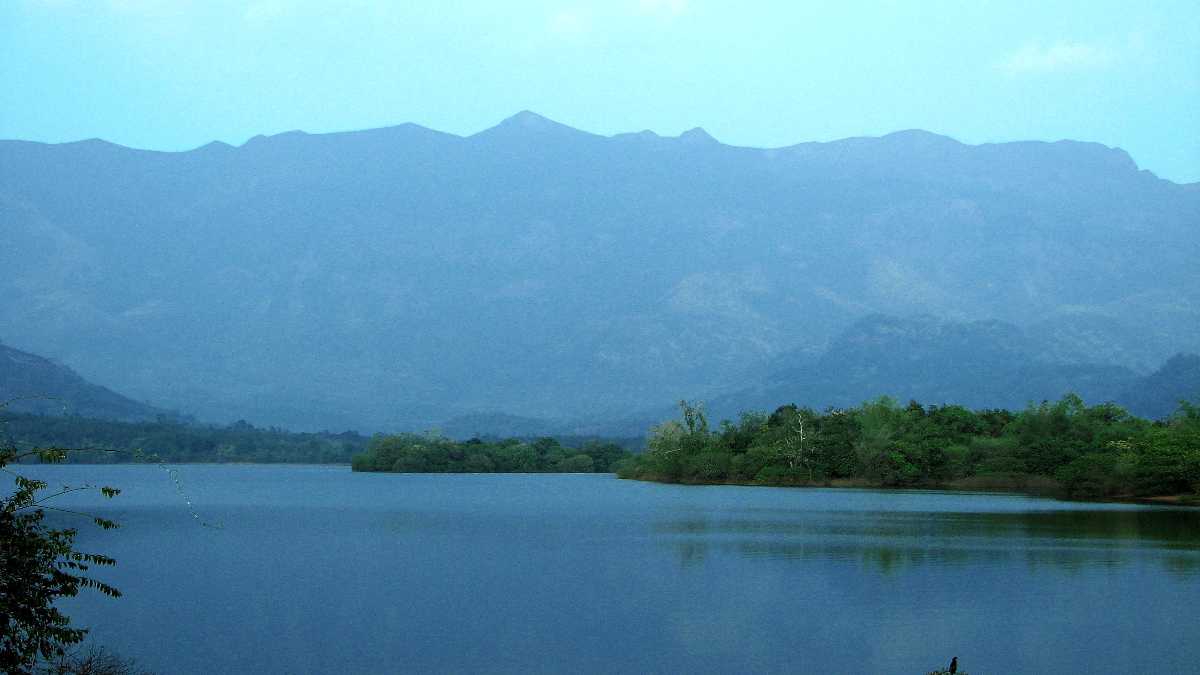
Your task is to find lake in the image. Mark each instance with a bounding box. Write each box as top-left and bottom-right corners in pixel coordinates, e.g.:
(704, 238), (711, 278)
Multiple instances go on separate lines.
(17, 464), (1200, 674)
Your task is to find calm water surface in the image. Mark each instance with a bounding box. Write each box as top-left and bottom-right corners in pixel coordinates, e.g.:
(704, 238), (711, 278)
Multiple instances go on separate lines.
(19, 465), (1200, 674)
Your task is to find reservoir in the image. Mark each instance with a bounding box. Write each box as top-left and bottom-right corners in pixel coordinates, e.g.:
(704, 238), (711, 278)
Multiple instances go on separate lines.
(22, 464), (1200, 674)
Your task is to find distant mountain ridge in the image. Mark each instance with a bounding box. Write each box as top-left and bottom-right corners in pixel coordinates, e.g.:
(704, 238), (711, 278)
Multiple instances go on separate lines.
(1118, 353), (1200, 419)
(699, 314), (1189, 423)
(0, 342), (168, 421)
(2, 112), (1196, 431)
(439, 315), (1199, 438)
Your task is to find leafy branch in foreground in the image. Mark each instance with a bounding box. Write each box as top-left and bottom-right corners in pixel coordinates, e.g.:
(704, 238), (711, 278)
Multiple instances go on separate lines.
(1, 429), (125, 673)
(36, 644), (149, 675)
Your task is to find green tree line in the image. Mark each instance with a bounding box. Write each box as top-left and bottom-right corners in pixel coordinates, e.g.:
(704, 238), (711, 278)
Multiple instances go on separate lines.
(618, 396), (1200, 501)
(1, 414), (368, 465)
(351, 435), (631, 474)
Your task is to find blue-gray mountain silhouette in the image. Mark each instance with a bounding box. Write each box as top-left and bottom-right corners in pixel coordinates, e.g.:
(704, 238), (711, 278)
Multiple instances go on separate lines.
(699, 315), (1194, 424)
(0, 342), (168, 421)
(1, 112), (1196, 430)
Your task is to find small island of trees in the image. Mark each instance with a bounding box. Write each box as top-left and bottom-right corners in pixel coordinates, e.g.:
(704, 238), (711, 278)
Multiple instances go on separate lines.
(350, 435), (631, 474)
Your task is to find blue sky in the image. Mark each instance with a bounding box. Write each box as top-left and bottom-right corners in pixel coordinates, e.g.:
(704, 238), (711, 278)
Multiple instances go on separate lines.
(2, 0), (1198, 182)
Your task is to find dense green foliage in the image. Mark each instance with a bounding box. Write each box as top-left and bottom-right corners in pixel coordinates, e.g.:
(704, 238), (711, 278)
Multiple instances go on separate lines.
(619, 396), (1200, 501)
(351, 434), (632, 474)
(1, 443), (123, 674)
(1, 413), (368, 465)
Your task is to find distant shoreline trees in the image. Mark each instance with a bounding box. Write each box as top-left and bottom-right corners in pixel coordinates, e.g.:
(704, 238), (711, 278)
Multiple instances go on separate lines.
(350, 434), (631, 474)
(0, 413), (641, 468)
(6, 394), (1197, 501)
(618, 396), (1200, 502)
(0, 414), (369, 465)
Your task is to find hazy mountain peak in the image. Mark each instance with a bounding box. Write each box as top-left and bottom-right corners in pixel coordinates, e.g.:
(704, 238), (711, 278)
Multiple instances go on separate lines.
(238, 129), (309, 148)
(473, 110), (595, 141)
(679, 127), (717, 143)
(880, 129), (960, 146)
(1058, 140), (1138, 172)
(505, 109), (553, 125)
(193, 140), (234, 152)
(55, 138), (123, 151)
(883, 128), (955, 140)
(628, 129), (661, 139)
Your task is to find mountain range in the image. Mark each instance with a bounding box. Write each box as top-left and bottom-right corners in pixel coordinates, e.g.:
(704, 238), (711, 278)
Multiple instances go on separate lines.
(2, 112), (1197, 431)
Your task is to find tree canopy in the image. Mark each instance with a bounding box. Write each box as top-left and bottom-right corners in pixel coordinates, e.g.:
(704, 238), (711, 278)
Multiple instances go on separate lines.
(351, 434), (631, 474)
(618, 396), (1200, 501)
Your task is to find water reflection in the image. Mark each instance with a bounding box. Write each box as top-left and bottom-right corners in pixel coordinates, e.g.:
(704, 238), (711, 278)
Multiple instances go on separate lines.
(1164, 554), (1200, 579)
(656, 507), (1200, 575)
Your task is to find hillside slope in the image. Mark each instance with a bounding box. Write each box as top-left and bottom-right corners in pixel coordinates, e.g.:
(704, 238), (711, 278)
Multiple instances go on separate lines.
(0, 342), (167, 421)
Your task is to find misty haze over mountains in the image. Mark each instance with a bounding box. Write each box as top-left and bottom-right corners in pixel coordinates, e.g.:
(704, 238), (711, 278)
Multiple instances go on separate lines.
(2, 111), (1197, 432)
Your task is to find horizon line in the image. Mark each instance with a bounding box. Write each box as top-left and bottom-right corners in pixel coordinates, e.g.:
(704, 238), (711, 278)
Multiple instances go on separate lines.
(3, 109), (1179, 183)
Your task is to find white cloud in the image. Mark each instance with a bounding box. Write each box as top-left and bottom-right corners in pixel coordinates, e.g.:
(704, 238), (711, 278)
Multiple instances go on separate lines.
(999, 40), (1116, 75)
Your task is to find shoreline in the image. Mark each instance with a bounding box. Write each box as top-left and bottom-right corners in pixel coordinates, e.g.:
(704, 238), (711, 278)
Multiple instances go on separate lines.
(16, 461), (1200, 506)
(618, 474), (1200, 507)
